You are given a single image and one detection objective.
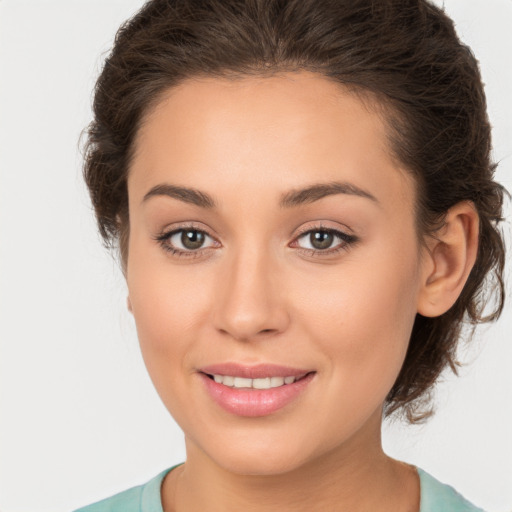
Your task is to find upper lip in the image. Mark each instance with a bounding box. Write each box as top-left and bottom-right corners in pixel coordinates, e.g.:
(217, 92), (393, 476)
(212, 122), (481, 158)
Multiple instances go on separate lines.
(199, 363), (313, 379)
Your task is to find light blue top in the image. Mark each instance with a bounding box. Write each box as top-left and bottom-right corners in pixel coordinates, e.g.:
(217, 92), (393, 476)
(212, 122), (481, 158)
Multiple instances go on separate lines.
(74, 465), (485, 512)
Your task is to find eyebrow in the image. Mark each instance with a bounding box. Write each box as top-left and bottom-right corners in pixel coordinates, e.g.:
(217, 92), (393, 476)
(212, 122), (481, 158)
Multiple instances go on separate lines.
(143, 184), (216, 208)
(279, 181), (378, 208)
(142, 180), (378, 209)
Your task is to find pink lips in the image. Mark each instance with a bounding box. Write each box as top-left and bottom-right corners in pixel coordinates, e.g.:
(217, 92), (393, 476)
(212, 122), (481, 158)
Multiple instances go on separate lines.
(198, 363), (315, 417)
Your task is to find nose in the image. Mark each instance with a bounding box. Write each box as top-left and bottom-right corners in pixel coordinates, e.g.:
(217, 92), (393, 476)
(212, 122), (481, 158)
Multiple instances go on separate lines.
(213, 246), (290, 342)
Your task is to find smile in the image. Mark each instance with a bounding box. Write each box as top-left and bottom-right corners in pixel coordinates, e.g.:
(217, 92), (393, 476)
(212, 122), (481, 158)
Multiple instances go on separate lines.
(208, 374), (302, 389)
(198, 364), (316, 417)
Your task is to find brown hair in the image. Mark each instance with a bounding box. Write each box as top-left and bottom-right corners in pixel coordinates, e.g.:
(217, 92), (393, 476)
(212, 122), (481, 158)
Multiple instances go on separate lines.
(83, 0), (507, 422)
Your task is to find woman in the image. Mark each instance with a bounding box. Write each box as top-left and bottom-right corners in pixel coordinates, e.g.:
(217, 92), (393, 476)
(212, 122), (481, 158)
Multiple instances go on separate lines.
(75, 0), (506, 510)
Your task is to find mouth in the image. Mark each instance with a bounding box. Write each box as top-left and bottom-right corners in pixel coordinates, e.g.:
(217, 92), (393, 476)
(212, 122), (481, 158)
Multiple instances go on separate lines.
(202, 373), (310, 389)
(198, 363), (316, 417)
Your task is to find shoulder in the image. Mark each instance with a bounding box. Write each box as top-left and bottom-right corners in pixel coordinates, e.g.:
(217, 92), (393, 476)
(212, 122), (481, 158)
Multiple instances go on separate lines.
(73, 484), (144, 512)
(73, 467), (175, 512)
(418, 468), (486, 512)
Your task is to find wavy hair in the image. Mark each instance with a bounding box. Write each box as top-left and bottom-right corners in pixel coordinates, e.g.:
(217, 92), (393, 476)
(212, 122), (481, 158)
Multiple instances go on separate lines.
(82, 0), (507, 422)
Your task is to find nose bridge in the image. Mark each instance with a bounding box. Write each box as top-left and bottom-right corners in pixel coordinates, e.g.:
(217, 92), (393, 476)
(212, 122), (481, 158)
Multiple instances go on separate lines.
(213, 239), (288, 341)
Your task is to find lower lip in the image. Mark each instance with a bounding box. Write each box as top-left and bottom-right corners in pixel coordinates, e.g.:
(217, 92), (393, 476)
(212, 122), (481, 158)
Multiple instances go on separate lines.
(199, 372), (315, 417)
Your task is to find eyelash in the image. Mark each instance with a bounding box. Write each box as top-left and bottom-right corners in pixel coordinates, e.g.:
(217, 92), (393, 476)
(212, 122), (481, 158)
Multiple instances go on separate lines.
(154, 224), (358, 259)
(154, 223), (219, 259)
(291, 225), (358, 256)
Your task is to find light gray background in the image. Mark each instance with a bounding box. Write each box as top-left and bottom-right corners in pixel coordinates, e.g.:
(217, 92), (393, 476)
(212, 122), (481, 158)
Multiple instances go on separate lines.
(0, 1), (511, 511)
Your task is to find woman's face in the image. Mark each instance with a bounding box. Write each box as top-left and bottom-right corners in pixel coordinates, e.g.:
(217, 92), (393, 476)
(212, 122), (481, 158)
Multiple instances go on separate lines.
(126, 71), (428, 474)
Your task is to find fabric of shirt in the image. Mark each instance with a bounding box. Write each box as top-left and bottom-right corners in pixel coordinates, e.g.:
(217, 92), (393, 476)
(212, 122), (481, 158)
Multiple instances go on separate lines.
(74, 465), (485, 512)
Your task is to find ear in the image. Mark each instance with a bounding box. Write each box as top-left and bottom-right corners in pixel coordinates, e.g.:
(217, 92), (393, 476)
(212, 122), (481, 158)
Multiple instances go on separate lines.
(417, 201), (479, 317)
(127, 296), (133, 314)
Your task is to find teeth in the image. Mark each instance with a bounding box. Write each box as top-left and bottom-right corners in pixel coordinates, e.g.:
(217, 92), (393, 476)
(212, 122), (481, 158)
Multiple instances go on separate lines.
(223, 375), (235, 387)
(253, 377), (272, 389)
(234, 377), (252, 388)
(211, 374), (299, 389)
(270, 377), (284, 387)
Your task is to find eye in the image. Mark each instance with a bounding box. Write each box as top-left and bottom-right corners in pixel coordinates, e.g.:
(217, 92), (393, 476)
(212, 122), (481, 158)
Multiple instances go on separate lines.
(171, 229), (211, 250)
(156, 227), (219, 256)
(293, 228), (358, 254)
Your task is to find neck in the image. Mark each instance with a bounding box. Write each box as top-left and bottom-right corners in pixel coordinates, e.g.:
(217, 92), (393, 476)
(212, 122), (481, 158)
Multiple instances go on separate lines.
(162, 412), (419, 512)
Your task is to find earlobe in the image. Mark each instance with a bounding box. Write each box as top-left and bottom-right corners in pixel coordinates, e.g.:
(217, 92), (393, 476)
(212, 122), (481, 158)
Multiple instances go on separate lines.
(417, 201), (479, 318)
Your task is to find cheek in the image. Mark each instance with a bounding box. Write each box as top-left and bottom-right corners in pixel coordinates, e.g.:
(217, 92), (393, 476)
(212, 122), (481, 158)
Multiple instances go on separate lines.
(126, 242), (215, 386)
(293, 245), (420, 391)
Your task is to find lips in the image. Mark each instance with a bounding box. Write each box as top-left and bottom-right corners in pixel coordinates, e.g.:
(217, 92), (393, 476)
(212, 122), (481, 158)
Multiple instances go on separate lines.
(198, 363), (315, 417)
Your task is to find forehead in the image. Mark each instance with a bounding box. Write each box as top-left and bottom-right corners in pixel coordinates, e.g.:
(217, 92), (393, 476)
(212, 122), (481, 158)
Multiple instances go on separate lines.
(129, 71), (414, 212)
(135, 71), (387, 158)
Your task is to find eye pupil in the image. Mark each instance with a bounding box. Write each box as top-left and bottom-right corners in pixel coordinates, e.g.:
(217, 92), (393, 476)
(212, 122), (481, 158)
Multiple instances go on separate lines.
(181, 230), (205, 250)
(310, 231), (334, 250)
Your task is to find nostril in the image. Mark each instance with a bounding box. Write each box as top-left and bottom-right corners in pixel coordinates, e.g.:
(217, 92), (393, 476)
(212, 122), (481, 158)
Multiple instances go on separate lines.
(259, 328), (277, 335)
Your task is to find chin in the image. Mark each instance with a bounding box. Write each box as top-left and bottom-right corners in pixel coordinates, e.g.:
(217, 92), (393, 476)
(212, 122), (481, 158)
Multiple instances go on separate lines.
(185, 425), (317, 476)
(202, 424), (345, 479)
(216, 449), (311, 477)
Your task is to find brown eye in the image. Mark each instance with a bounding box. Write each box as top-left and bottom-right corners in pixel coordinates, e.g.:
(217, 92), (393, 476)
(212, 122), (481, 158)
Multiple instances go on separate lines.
(181, 230), (206, 250)
(162, 228), (217, 253)
(294, 228), (357, 254)
(309, 231), (334, 250)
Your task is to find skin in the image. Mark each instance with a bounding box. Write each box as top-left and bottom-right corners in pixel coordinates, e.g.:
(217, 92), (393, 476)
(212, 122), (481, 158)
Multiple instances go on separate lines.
(125, 71), (479, 511)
